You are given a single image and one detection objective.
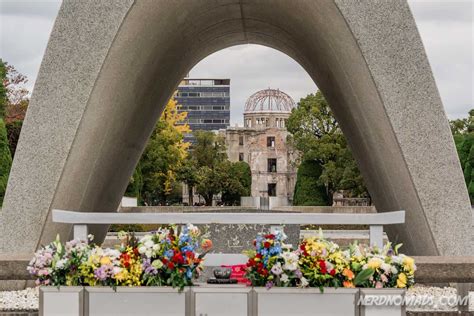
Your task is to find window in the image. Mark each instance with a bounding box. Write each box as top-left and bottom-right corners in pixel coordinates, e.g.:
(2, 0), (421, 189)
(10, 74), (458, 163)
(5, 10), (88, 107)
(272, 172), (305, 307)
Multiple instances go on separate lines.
(268, 183), (277, 197)
(239, 153), (244, 161)
(267, 136), (275, 148)
(239, 136), (244, 146)
(268, 158), (277, 172)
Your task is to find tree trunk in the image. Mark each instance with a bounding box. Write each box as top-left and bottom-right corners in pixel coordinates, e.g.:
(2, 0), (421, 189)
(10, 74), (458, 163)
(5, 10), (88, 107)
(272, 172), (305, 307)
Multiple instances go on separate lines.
(188, 185), (193, 205)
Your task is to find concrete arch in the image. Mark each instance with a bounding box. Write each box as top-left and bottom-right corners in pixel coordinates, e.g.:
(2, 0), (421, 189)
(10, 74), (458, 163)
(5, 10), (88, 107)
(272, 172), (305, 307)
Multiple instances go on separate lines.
(1, 0), (471, 256)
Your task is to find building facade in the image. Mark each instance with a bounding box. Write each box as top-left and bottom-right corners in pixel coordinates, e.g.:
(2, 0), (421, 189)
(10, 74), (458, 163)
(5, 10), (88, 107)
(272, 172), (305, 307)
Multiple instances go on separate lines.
(223, 89), (298, 203)
(176, 78), (230, 143)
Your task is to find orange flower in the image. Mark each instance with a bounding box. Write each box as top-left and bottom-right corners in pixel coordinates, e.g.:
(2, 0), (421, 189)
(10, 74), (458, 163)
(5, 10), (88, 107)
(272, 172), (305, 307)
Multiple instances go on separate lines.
(343, 281), (355, 288)
(201, 239), (213, 251)
(343, 268), (355, 280)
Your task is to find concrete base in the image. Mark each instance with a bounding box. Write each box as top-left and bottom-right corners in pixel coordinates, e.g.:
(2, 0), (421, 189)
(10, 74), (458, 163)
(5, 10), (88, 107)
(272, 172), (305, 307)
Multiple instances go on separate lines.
(40, 286), (403, 316)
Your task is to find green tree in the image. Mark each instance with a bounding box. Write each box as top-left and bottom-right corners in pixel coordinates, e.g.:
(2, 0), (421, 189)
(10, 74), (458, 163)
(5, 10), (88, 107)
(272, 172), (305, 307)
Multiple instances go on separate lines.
(126, 98), (190, 205)
(0, 118), (12, 206)
(450, 109), (474, 204)
(221, 161), (251, 205)
(287, 91), (368, 202)
(293, 160), (329, 206)
(176, 157), (198, 205)
(190, 131), (227, 206)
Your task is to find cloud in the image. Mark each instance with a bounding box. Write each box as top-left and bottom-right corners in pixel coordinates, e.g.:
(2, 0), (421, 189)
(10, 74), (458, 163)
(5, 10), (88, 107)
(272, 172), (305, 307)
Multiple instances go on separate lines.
(189, 45), (316, 125)
(0, 0), (471, 122)
(0, 0), (61, 19)
(408, 0), (473, 118)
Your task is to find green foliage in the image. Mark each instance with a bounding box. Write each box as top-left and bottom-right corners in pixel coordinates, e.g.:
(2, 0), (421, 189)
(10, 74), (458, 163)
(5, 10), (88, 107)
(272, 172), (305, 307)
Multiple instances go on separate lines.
(192, 130), (227, 168)
(287, 91), (368, 199)
(221, 161), (252, 205)
(293, 159), (329, 206)
(178, 131), (250, 206)
(450, 109), (474, 135)
(126, 99), (189, 205)
(189, 131), (228, 206)
(0, 118), (12, 206)
(354, 268), (375, 286)
(450, 109), (474, 204)
(5, 120), (22, 158)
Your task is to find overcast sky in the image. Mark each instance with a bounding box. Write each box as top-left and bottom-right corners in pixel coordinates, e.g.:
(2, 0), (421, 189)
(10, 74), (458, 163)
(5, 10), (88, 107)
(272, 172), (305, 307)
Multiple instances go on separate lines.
(0, 0), (472, 125)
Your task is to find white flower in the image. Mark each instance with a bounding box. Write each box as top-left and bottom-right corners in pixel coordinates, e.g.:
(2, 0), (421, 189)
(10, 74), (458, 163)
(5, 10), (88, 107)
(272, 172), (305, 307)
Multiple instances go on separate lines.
(152, 244), (161, 251)
(381, 263), (391, 273)
(300, 277), (309, 287)
(138, 246), (147, 254)
(280, 273), (289, 283)
(144, 240), (154, 248)
(391, 266), (398, 274)
(55, 259), (67, 269)
(282, 252), (299, 271)
(112, 267), (122, 275)
(392, 255), (402, 264)
(271, 263), (283, 275)
(152, 259), (163, 269)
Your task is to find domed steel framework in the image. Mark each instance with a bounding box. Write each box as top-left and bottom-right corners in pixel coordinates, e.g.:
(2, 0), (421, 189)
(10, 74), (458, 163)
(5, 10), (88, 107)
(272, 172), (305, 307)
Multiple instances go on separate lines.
(244, 88), (295, 113)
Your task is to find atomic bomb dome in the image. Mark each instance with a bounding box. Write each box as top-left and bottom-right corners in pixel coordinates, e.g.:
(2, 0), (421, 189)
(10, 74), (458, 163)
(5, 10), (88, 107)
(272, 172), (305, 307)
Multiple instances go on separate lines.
(243, 89), (295, 129)
(244, 88), (296, 113)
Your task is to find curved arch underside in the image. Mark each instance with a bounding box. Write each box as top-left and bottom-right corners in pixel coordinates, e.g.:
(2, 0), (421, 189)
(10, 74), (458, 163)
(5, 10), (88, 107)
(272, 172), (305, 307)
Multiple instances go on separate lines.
(1, 0), (471, 256)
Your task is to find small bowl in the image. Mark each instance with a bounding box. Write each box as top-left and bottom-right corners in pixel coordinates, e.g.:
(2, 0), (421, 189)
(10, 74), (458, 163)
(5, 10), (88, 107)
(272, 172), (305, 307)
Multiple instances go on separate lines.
(213, 268), (232, 279)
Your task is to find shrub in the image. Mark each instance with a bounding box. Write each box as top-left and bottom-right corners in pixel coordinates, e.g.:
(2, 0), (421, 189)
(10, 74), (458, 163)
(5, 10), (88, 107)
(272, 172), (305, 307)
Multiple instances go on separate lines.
(293, 160), (329, 206)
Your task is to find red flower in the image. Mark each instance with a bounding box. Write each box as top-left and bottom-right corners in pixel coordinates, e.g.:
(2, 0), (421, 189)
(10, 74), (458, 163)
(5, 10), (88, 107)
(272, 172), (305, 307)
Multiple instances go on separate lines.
(172, 252), (184, 264)
(167, 262), (175, 270)
(133, 248), (139, 256)
(330, 269), (336, 276)
(264, 241), (271, 248)
(247, 259), (256, 267)
(253, 240), (257, 246)
(264, 234), (275, 239)
(318, 260), (327, 274)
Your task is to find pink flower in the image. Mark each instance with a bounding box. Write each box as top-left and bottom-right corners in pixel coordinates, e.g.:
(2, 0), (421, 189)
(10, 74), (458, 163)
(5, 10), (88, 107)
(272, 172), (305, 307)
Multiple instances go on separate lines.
(375, 281), (383, 289)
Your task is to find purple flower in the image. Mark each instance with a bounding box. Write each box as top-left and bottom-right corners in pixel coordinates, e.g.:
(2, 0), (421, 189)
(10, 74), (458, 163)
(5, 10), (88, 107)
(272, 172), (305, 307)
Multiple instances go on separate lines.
(142, 258), (158, 275)
(295, 269), (302, 278)
(94, 265), (112, 281)
(265, 281), (274, 290)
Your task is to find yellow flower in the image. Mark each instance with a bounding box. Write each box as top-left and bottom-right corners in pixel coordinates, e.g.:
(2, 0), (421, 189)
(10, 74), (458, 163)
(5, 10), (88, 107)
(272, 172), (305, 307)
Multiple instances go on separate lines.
(403, 256), (415, 272)
(367, 258), (383, 270)
(396, 273), (407, 288)
(100, 256), (111, 266)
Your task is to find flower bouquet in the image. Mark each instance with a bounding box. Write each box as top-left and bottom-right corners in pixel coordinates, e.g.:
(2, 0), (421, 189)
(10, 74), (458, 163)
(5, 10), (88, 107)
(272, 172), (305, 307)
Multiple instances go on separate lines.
(244, 229), (416, 291)
(28, 225), (212, 291)
(244, 230), (306, 288)
(139, 224), (212, 290)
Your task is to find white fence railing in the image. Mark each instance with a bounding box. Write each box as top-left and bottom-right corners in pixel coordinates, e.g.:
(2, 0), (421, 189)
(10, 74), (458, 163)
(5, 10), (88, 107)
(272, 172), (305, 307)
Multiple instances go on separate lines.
(52, 209), (405, 266)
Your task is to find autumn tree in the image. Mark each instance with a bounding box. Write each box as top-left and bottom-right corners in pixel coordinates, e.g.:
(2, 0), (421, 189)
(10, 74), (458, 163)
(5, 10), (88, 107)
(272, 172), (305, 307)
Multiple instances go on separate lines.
(287, 91), (368, 203)
(0, 60), (30, 157)
(126, 98), (190, 205)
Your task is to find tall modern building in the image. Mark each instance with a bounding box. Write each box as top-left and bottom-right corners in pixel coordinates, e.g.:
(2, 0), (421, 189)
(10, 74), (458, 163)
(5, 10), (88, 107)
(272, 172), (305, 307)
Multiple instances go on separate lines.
(176, 78), (230, 143)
